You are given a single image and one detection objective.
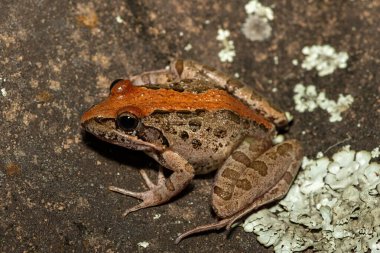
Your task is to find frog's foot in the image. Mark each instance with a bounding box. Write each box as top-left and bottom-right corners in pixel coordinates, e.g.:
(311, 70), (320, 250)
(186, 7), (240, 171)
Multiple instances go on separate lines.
(175, 217), (233, 244)
(109, 167), (168, 216)
(110, 150), (195, 217)
(175, 176), (292, 244)
(139, 166), (166, 189)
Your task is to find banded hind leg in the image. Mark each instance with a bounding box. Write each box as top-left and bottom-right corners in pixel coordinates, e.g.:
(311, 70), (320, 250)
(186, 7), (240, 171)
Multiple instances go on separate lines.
(175, 137), (302, 243)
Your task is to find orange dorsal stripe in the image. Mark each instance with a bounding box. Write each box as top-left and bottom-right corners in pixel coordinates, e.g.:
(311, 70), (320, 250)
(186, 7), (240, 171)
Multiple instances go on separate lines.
(82, 80), (273, 130)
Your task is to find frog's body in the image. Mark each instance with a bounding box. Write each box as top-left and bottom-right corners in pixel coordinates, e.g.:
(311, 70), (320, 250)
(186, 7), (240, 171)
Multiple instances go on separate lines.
(142, 109), (272, 175)
(81, 60), (302, 243)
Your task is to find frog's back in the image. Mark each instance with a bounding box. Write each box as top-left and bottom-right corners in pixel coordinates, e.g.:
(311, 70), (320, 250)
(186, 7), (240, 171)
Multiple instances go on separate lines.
(131, 59), (289, 128)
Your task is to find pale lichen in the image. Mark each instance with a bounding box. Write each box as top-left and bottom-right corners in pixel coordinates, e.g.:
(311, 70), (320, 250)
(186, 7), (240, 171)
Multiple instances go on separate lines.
(293, 84), (319, 113)
(244, 0), (274, 20)
(293, 83), (354, 122)
(372, 147), (380, 159)
(184, 43), (192, 51)
(1, 88), (7, 97)
(0, 77), (7, 97)
(153, 213), (161, 220)
(316, 92), (354, 122)
(216, 28), (236, 62)
(285, 112), (294, 122)
(272, 134), (285, 144)
(137, 241), (149, 248)
(243, 146), (380, 253)
(115, 15), (125, 24)
(242, 15), (272, 42)
(301, 45), (349, 77)
(242, 0), (274, 41)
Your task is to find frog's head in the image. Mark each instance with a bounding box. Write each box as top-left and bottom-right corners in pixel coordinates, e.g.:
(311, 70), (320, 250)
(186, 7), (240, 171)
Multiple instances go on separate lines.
(81, 79), (166, 151)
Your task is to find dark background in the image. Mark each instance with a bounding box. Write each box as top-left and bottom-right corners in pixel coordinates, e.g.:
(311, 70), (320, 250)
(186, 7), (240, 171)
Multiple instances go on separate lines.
(1, 1), (379, 252)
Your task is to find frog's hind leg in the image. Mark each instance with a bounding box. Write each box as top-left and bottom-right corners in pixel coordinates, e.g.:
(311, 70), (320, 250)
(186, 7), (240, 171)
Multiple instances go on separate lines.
(175, 172), (298, 244)
(175, 138), (302, 243)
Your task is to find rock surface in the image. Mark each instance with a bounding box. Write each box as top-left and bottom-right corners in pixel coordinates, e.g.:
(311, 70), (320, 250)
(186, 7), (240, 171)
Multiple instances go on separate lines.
(1, 1), (379, 252)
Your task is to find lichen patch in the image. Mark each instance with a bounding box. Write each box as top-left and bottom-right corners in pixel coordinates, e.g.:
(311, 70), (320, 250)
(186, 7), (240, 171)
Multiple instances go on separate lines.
(301, 45), (349, 77)
(293, 83), (354, 122)
(243, 145), (380, 253)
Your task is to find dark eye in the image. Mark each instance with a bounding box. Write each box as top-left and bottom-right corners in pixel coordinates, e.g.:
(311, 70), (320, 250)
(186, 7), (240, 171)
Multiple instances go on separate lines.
(117, 113), (139, 131)
(110, 79), (123, 91)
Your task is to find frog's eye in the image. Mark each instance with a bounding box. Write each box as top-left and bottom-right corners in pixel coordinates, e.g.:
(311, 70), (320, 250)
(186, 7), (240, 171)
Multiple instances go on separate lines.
(110, 79), (123, 91)
(117, 112), (139, 131)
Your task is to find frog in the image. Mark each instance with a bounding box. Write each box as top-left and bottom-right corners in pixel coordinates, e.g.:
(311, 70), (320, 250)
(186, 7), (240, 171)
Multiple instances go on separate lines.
(81, 59), (303, 243)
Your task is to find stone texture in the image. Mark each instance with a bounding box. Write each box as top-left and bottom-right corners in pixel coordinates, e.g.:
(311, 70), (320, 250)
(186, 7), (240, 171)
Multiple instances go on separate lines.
(1, 0), (379, 252)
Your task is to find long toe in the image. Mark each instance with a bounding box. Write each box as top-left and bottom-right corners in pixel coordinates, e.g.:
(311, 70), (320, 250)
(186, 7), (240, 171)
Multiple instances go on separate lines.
(108, 186), (146, 200)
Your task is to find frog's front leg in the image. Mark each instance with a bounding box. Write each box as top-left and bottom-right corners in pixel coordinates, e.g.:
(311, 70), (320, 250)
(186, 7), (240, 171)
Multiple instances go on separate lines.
(109, 149), (194, 216)
(176, 138), (302, 243)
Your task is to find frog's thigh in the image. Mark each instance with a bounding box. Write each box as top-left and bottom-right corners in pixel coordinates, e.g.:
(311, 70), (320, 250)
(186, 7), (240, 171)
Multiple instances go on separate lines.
(212, 139), (302, 218)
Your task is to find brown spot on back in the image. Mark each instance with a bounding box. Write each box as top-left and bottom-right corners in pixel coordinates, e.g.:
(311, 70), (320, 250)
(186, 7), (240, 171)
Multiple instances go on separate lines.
(195, 109), (206, 116)
(221, 168), (240, 181)
(214, 186), (232, 201)
(267, 152), (278, 160)
(171, 83), (185, 92)
(152, 109), (170, 115)
(283, 171), (294, 185)
(224, 110), (241, 124)
(236, 178), (252, 191)
(213, 127), (227, 138)
(232, 151), (251, 167)
(249, 160), (268, 176)
(189, 119), (202, 132)
(165, 178), (175, 191)
(179, 131), (189, 141)
(176, 110), (192, 118)
(191, 139), (202, 149)
(247, 138), (271, 152)
(277, 143), (292, 156)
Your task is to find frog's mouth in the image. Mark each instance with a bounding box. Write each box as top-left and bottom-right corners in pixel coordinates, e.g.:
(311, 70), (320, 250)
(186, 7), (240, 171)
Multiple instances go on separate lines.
(81, 118), (161, 151)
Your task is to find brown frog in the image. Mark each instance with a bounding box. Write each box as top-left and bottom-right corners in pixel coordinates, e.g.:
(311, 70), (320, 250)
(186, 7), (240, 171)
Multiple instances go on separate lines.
(81, 60), (303, 243)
